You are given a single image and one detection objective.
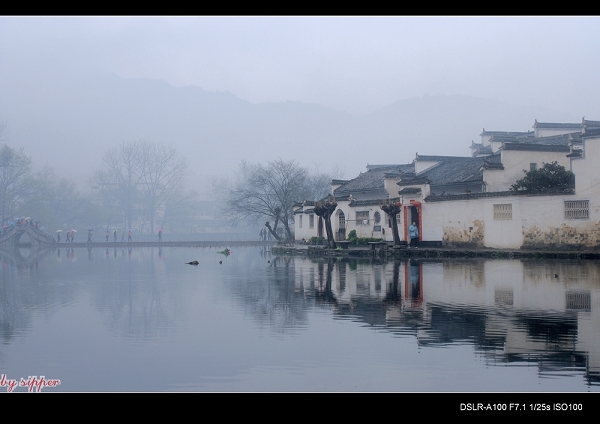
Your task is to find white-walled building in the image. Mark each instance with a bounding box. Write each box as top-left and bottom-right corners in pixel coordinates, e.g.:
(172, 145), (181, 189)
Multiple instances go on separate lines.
(294, 118), (600, 249)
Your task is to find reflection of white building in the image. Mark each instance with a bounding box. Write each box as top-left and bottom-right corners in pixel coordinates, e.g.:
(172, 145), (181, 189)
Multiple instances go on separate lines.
(292, 256), (600, 381)
(294, 118), (600, 249)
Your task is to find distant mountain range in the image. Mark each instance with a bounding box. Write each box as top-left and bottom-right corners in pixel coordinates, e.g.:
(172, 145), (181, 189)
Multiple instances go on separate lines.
(0, 71), (579, 192)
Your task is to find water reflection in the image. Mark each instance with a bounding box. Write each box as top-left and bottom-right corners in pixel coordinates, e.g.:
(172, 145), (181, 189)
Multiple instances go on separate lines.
(229, 253), (310, 333)
(0, 246), (185, 345)
(0, 243), (54, 268)
(291, 257), (600, 385)
(1, 246), (599, 391)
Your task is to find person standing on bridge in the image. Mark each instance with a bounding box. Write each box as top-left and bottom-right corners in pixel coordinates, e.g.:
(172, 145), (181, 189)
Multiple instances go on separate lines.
(158, 229), (162, 242)
(88, 230), (93, 243)
(66, 231), (71, 243)
(57, 232), (61, 243)
(114, 230), (117, 242)
(128, 230), (132, 242)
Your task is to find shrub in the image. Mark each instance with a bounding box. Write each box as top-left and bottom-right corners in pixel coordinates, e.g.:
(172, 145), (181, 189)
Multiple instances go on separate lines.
(510, 161), (575, 194)
(357, 237), (382, 245)
(347, 230), (358, 243)
(309, 236), (325, 245)
(346, 231), (382, 245)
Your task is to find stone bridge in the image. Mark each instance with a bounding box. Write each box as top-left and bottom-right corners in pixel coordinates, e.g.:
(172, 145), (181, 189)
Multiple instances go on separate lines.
(0, 224), (56, 246)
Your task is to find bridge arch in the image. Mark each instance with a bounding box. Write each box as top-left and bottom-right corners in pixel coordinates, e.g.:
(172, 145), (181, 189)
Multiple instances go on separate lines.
(0, 224), (56, 246)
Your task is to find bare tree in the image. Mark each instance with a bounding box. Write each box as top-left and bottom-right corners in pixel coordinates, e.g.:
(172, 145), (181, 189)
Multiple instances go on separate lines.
(0, 119), (7, 143)
(0, 144), (33, 224)
(138, 142), (187, 233)
(314, 198), (338, 249)
(92, 140), (187, 232)
(305, 164), (345, 201)
(160, 188), (201, 233)
(96, 141), (144, 230)
(222, 159), (310, 241)
(90, 168), (122, 229)
(23, 165), (95, 231)
(381, 200), (402, 246)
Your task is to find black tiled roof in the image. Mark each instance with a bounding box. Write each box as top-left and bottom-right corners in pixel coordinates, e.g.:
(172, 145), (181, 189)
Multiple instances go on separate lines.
(397, 173), (429, 186)
(480, 129), (533, 137)
(398, 187), (422, 194)
(347, 197), (402, 207)
(501, 143), (570, 152)
(484, 152), (502, 163)
(582, 128), (600, 138)
(519, 133), (575, 146)
(481, 153), (504, 170)
(332, 194), (351, 202)
(416, 155), (461, 162)
(489, 135), (520, 143)
(349, 199), (387, 206)
(424, 188), (575, 202)
(334, 164), (413, 195)
(416, 156), (484, 186)
(583, 119), (600, 128)
(474, 145), (493, 155)
(533, 120), (581, 129)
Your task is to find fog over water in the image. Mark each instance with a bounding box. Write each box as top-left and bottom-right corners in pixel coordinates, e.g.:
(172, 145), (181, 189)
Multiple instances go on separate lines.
(1, 246), (599, 392)
(1, 16), (599, 190)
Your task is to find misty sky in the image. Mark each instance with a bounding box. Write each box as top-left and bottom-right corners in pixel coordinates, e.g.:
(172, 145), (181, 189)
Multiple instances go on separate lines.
(2, 16), (599, 116)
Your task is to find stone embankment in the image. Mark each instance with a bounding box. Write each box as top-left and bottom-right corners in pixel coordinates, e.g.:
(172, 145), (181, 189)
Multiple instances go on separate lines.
(272, 243), (600, 260)
(52, 241), (278, 248)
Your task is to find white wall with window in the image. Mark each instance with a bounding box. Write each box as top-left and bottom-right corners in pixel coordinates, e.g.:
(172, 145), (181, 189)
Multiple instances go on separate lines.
(356, 211), (369, 225)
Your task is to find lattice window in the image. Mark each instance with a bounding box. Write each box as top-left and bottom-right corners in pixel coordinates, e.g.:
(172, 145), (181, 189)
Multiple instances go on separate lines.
(493, 204), (512, 220)
(338, 211), (345, 227)
(374, 211), (381, 223)
(566, 291), (591, 311)
(564, 200), (589, 219)
(356, 211), (369, 225)
(309, 214), (314, 229)
(494, 289), (514, 306)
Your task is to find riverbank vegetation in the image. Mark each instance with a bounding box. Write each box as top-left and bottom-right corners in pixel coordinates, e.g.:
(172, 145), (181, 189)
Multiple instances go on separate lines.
(0, 136), (196, 234)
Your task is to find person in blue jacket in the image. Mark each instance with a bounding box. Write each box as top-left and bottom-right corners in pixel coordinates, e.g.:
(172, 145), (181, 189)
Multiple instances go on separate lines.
(409, 222), (419, 248)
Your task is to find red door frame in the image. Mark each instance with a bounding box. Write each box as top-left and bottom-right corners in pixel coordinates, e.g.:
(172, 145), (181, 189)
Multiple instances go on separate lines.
(404, 261), (424, 306)
(403, 201), (422, 242)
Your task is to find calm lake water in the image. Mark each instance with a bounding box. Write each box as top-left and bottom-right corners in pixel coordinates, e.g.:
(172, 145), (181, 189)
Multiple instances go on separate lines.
(1, 245), (599, 392)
